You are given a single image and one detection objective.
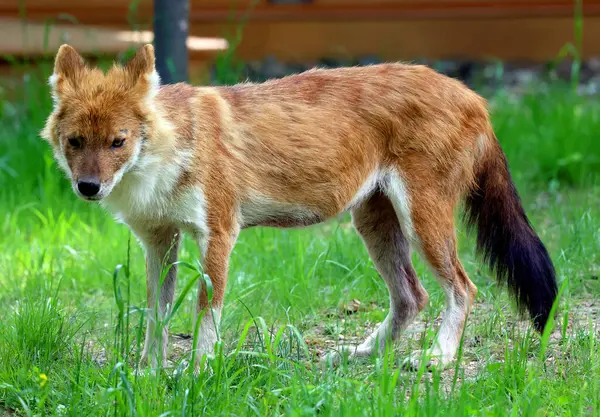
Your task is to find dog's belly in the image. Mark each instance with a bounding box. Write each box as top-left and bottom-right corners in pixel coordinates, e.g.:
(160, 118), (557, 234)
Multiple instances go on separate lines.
(242, 212), (326, 229)
(239, 194), (326, 229)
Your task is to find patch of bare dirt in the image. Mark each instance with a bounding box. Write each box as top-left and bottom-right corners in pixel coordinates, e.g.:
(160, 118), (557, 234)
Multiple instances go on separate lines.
(82, 296), (599, 390)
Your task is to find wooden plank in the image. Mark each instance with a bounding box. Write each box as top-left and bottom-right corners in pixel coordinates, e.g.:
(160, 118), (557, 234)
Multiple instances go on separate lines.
(192, 17), (598, 61)
(0, 18), (228, 59)
(1, 0), (599, 25)
(187, 3), (600, 21)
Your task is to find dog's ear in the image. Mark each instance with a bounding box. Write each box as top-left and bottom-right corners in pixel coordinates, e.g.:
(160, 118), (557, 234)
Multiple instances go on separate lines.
(49, 44), (86, 105)
(125, 44), (160, 102)
(126, 44), (156, 79)
(53, 44), (85, 81)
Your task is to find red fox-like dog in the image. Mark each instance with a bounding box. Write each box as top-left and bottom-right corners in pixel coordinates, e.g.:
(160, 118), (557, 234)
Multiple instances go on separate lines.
(42, 44), (557, 369)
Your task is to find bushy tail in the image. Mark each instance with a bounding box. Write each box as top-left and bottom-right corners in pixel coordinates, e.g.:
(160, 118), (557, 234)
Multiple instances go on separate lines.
(465, 136), (558, 332)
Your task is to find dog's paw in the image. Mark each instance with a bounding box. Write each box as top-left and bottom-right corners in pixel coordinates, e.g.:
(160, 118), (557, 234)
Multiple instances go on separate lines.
(402, 350), (450, 372)
(320, 344), (373, 368)
(320, 348), (347, 368)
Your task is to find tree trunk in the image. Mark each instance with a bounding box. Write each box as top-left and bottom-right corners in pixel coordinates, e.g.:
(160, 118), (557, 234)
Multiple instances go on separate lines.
(153, 0), (189, 84)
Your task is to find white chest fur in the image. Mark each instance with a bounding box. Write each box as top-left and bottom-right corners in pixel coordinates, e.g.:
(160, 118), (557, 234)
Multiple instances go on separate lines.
(101, 151), (208, 240)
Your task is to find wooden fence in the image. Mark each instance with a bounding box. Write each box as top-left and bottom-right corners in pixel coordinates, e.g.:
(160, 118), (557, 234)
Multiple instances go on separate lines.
(1, 0), (599, 66)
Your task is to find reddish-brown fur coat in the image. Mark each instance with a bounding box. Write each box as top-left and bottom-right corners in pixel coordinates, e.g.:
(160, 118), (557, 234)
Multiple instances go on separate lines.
(42, 45), (556, 369)
(161, 64), (490, 225)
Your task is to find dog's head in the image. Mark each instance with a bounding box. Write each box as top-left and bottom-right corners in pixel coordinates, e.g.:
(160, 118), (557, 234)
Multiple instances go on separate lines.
(41, 44), (159, 201)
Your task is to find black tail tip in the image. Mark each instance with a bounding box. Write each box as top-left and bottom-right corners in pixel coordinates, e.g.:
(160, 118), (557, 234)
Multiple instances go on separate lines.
(532, 309), (552, 333)
(510, 235), (558, 333)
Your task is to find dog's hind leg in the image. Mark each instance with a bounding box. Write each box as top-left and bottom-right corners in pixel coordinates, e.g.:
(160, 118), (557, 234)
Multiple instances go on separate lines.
(404, 197), (478, 370)
(324, 190), (428, 362)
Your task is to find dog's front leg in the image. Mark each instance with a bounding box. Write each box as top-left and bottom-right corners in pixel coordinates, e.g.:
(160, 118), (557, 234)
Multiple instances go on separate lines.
(193, 226), (238, 368)
(136, 225), (181, 369)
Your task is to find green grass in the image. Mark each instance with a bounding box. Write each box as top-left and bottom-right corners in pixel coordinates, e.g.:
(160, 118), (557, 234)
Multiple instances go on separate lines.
(0, 67), (599, 416)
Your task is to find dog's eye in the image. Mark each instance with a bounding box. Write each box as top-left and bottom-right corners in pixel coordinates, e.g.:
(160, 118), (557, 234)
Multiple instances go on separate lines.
(68, 137), (82, 148)
(111, 138), (125, 148)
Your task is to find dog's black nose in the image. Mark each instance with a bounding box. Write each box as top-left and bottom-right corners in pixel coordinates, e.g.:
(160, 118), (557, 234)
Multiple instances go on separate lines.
(77, 180), (101, 197)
